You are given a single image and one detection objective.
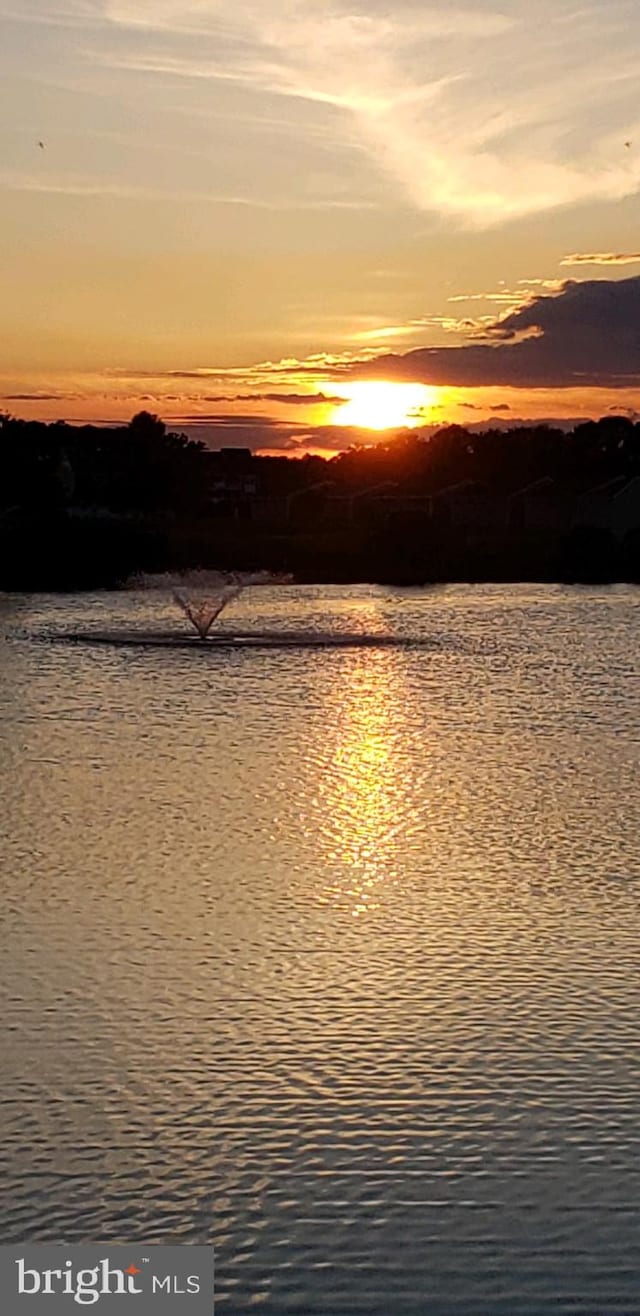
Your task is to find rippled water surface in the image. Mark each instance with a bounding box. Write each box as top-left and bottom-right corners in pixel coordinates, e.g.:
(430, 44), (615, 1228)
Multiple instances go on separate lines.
(1, 584), (640, 1315)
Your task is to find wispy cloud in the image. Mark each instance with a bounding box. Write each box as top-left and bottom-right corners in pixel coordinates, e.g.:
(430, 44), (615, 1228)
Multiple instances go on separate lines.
(7, 2), (640, 226)
(0, 391), (80, 401)
(91, 0), (640, 225)
(187, 390), (347, 405)
(518, 279), (566, 290)
(561, 252), (640, 265)
(0, 1), (102, 28)
(448, 291), (527, 306)
(0, 170), (371, 210)
(241, 391), (347, 406)
(0, 172), (274, 204)
(104, 351), (380, 389)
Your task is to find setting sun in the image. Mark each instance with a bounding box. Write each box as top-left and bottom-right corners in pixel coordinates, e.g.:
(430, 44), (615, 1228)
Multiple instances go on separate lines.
(330, 382), (439, 430)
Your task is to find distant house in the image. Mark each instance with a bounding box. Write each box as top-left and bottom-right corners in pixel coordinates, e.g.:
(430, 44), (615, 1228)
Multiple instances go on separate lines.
(510, 475), (640, 540)
(574, 476), (629, 532)
(372, 491), (434, 527)
(285, 481), (336, 528)
(601, 476), (640, 537)
(432, 480), (507, 533)
(333, 481), (399, 526)
(250, 494), (291, 525)
(206, 448), (258, 515)
(508, 477), (557, 529)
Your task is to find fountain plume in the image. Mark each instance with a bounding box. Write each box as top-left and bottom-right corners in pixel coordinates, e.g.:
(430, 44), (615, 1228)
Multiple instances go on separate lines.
(171, 581), (242, 639)
(128, 569), (289, 639)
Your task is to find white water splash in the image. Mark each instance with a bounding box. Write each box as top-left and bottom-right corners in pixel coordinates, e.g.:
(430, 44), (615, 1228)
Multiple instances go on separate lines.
(129, 569), (289, 639)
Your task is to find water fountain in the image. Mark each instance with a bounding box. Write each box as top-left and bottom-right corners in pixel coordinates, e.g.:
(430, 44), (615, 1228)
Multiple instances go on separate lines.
(127, 569), (295, 644)
(146, 570), (276, 641)
(58, 569), (441, 651)
(171, 580), (243, 640)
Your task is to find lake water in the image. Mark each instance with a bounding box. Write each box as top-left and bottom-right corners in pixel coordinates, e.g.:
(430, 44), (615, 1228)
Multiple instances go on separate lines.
(1, 584), (640, 1315)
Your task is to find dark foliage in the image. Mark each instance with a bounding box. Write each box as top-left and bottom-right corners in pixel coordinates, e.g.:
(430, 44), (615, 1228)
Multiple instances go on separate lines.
(2, 413), (640, 587)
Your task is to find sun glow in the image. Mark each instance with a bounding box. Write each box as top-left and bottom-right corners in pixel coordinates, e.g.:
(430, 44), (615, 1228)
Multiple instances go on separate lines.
(331, 382), (439, 430)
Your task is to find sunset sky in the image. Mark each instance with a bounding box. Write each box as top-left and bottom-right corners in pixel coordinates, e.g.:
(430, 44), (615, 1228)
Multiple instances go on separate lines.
(2, 0), (640, 454)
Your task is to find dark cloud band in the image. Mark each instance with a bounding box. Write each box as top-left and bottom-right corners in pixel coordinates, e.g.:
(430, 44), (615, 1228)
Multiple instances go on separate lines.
(351, 278), (640, 389)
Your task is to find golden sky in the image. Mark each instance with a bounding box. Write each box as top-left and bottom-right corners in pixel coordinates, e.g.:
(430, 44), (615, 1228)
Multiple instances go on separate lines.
(2, 0), (640, 453)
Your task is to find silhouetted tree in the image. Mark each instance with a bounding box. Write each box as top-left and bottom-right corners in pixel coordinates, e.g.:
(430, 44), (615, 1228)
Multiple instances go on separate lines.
(129, 411), (166, 439)
(2, 410), (640, 587)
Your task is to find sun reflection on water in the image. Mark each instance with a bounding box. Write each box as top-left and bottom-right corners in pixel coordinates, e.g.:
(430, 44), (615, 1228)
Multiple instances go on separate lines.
(319, 648), (407, 919)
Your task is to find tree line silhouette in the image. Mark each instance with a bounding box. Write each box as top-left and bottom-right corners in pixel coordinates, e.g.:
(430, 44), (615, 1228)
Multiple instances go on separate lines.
(2, 410), (640, 587)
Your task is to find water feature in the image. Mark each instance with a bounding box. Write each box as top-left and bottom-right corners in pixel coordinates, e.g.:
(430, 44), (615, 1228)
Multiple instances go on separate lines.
(172, 582), (242, 639)
(59, 571), (441, 650)
(2, 584), (640, 1315)
(133, 570), (281, 639)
